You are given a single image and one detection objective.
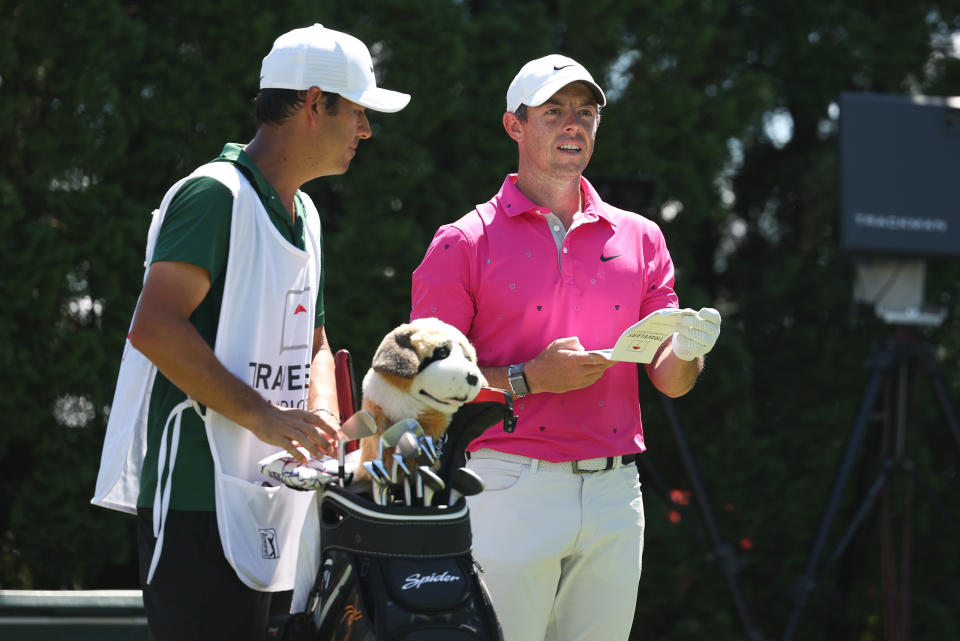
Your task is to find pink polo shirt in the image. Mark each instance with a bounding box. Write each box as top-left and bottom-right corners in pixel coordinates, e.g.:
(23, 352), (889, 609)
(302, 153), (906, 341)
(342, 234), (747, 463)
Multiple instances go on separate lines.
(410, 174), (679, 461)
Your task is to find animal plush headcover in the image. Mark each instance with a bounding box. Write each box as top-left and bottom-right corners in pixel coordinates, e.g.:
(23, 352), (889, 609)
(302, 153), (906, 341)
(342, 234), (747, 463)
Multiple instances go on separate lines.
(358, 318), (486, 469)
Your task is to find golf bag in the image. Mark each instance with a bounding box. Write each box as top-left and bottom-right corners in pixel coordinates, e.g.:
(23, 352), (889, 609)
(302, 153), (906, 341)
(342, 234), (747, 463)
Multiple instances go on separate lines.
(303, 483), (503, 641)
(269, 387), (514, 641)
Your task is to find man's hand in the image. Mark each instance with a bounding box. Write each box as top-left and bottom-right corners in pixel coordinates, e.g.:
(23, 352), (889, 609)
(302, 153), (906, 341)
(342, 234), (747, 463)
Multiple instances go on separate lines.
(671, 307), (721, 361)
(525, 337), (617, 394)
(247, 405), (341, 464)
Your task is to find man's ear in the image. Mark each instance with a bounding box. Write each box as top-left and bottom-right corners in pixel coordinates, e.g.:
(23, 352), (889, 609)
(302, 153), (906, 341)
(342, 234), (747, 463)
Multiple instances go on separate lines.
(305, 86), (325, 123)
(503, 111), (523, 142)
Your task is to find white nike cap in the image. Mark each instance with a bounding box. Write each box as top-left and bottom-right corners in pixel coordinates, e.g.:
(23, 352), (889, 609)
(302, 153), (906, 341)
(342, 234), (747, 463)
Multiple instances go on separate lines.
(505, 54), (606, 113)
(260, 24), (410, 113)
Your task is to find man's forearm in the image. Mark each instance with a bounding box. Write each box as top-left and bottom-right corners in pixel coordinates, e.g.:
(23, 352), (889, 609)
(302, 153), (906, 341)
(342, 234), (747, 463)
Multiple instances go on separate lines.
(129, 310), (273, 429)
(307, 329), (339, 421)
(645, 338), (703, 398)
(480, 365), (511, 394)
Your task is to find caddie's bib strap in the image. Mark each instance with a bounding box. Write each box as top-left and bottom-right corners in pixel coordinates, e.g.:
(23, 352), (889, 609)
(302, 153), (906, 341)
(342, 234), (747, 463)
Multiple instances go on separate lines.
(146, 398), (202, 584)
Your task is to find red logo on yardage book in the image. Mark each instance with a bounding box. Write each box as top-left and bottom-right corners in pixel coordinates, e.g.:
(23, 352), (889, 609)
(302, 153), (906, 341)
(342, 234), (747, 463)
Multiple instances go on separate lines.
(294, 304), (307, 315)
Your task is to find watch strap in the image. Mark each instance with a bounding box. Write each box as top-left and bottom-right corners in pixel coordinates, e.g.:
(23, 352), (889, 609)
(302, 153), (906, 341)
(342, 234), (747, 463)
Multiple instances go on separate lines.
(507, 363), (530, 397)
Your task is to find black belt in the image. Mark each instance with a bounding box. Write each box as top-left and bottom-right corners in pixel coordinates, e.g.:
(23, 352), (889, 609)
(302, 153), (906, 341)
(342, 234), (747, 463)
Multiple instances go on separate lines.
(573, 454), (638, 473)
(470, 449), (639, 473)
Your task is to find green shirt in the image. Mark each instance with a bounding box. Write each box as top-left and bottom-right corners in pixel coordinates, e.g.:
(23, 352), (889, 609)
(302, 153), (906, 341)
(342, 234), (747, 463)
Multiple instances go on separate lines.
(137, 143), (324, 510)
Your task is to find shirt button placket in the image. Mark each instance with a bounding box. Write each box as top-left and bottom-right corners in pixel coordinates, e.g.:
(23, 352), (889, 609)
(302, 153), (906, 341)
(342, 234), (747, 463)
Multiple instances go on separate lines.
(561, 244), (573, 283)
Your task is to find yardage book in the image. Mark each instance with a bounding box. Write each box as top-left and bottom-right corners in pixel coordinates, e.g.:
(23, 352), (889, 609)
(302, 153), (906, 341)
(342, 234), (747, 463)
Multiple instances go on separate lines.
(589, 308), (697, 363)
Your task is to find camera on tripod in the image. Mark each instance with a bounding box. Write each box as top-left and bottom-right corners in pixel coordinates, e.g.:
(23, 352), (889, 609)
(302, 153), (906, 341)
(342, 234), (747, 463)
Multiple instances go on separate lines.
(784, 90), (960, 641)
(839, 91), (960, 327)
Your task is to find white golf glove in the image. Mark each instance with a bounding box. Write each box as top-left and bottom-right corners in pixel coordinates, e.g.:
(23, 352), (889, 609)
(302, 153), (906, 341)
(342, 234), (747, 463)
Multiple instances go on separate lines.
(671, 307), (721, 361)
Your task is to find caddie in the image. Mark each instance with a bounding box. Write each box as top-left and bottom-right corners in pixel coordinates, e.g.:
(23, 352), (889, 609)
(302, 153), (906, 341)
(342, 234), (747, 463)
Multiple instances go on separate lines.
(92, 24), (409, 641)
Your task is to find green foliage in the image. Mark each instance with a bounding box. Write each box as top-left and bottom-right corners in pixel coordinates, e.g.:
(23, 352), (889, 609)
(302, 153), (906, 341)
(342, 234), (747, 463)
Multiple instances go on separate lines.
(2, 1), (959, 639)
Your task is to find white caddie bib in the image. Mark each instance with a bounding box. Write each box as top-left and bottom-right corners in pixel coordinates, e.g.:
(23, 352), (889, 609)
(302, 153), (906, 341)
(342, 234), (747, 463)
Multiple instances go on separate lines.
(92, 161), (322, 592)
(91, 168), (201, 515)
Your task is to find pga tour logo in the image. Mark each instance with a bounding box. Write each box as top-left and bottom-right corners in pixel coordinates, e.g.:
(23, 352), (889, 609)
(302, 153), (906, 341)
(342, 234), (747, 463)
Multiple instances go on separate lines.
(259, 528), (279, 560)
(402, 571), (461, 590)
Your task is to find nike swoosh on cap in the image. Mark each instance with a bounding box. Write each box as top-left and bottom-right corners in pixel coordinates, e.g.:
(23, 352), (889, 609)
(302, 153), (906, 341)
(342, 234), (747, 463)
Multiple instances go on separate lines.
(600, 254), (622, 262)
(553, 64), (573, 71)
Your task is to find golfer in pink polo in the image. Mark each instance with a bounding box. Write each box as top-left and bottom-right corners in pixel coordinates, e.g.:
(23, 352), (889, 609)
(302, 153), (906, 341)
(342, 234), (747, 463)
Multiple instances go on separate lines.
(411, 55), (721, 640)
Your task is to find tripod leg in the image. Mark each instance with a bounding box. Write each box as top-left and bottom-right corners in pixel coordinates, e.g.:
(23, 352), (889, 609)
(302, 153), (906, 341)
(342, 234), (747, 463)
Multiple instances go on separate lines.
(904, 463), (960, 537)
(881, 490), (897, 641)
(899, 482), (913, 641)
(782, 364), (886, 641)
(826, 459), (895, 568)
(636, 450), (709, 548)
(658, 394), (766, 641)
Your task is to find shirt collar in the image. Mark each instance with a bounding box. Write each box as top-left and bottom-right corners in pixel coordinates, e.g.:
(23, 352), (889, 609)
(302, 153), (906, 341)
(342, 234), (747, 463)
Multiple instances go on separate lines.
(216, 143), (303, 227)
(496, 174), (616, 226)
(579, 176), (615, 225)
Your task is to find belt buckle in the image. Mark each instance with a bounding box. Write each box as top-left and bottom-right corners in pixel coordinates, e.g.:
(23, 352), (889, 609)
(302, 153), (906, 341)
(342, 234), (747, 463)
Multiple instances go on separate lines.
(573, 457), (613, 474)
(572, 456), (618, 474)
(572, 459), (592, 474)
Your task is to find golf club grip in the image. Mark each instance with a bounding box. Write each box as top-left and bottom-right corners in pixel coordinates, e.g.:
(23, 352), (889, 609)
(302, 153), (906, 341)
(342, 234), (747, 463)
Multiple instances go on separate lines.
(334, 349), (358, 414)
(334, 349), (361, 453)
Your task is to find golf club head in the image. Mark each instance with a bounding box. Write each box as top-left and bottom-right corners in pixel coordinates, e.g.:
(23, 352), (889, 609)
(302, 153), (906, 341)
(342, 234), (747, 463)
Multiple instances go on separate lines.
(396, 430), (430, 466)
(421, 435), (439, 467)
(339, 410), (379, 482)
(361, 461), (380, 502)
(449, 467), (485, 505)
(392, 457), (412, 484)
(375, 459), (391, 504)
(381, 418), (421, 448)
(418, 467), (445, 506)
(393, 433), (418, 506)
(361, 460), (381, 481)
(363, 460), (392, 505)
(371, 459), (390, 483)
(341, 409), (379, 441)
(377, 418), (420, 481)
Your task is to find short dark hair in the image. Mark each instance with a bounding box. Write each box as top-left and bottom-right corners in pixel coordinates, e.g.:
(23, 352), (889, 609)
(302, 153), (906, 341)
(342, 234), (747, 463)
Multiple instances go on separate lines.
(254, 89), (341, 125)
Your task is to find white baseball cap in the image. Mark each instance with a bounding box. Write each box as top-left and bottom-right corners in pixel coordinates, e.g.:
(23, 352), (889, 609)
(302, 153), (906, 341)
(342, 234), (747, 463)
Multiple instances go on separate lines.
(259, 24), (410, 113)
(506, 54), (606, 113)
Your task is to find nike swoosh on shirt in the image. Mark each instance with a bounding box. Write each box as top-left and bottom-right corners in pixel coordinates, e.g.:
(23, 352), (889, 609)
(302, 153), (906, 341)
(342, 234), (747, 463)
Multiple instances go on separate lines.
(600, 254), (622, 262)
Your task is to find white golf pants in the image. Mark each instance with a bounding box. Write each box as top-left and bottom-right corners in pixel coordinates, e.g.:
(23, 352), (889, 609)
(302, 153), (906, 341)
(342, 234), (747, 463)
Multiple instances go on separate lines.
(465, 452), (644, 641)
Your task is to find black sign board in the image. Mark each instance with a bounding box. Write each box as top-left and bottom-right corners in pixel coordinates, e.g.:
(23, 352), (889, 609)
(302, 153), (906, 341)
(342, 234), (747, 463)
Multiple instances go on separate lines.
(839, 91), (960, 257)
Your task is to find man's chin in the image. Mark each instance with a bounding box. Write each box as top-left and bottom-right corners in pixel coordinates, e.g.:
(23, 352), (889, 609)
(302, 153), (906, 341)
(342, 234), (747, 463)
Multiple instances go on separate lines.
(311, 163), (350, 180)
(551, 161), (589, 177)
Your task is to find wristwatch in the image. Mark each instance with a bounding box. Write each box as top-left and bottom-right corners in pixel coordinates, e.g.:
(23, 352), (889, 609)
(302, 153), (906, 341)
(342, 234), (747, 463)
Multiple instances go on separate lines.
(507, 363), (530, 398)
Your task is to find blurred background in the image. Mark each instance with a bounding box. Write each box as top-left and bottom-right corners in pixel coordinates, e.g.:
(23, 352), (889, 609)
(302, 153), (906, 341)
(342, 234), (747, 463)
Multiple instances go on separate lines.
(1, 1), (958, 639)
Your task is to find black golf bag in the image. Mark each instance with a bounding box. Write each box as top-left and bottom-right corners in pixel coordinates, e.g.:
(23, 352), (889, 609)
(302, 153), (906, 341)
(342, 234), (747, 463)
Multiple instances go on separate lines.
(302, 483), (502, 641)
(290, 388), (514, 641)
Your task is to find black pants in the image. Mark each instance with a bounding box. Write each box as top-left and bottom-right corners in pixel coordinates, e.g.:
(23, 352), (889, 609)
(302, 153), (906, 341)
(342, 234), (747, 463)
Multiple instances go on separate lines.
(137, 508), (274, 641)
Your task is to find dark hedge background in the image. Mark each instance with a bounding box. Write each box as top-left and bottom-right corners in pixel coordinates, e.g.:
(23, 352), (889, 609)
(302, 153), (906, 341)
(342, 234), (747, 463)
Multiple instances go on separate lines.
(2, 1), (959, 639)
